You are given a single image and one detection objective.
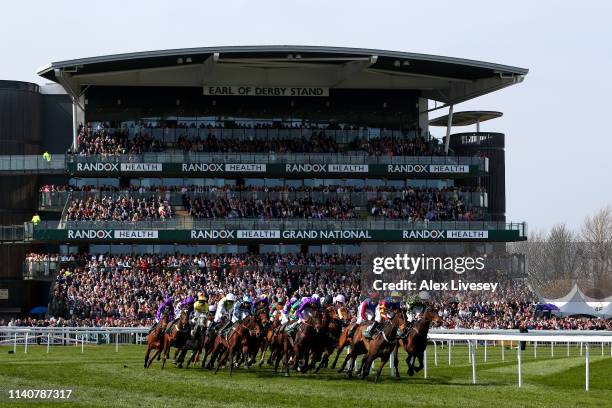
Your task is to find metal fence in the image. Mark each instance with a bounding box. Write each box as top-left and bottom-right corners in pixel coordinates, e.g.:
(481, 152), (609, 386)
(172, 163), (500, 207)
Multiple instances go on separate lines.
(65, 152), (486, 166)
(51, 219), (524, 233)
(1, 326), (610, 390)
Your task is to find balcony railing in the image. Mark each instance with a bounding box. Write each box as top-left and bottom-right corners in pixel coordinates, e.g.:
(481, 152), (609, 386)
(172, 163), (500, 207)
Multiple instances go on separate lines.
(0, 155), (65, 173)
(33, 219), (526, 235)
(40, 190), (489, 211)
(85, 126), (432, 144)
(66, 152), (486, 166)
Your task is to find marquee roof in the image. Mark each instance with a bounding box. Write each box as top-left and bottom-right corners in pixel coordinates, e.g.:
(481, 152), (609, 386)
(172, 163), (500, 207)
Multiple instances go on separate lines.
(37, 45), (528, 105)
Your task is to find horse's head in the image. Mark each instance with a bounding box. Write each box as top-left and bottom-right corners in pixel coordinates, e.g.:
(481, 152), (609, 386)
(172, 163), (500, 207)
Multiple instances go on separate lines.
(178, 311), (189, 327)
(304, 308), (323, 333)
(336, 305), (350, 322)
(256, 307), (270, 327)
(424, 308), (443, 327)
(391, 309), (409, 338)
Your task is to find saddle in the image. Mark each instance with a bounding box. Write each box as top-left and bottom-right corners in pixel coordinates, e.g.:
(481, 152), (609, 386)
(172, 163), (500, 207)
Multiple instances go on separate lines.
(284, 320), (301, 336)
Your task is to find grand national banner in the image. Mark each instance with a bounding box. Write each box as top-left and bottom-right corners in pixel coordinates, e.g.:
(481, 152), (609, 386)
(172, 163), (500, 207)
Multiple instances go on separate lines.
(203, 86), (329, 97)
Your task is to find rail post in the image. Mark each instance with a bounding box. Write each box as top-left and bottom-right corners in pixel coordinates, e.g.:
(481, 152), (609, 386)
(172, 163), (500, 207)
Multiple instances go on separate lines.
(534, 341), (537, 358)
(115, 332), (119, 353)
(517, 343), (523, 388)
(47, 332), (51, 353)
(424, 348), (428, 379)
(551, 341), (554, 357)
(434, 341), (438, 366)
(13, 332), (17, 353)
(567, 341), (570, 357)
(501, 339), (505, 361)
(484, 340), (487, 362)
(448, 340), (451, 365)
(585, 343), (589, 391)
(471, 340), (477, 384)
(24, 332), (29, 354)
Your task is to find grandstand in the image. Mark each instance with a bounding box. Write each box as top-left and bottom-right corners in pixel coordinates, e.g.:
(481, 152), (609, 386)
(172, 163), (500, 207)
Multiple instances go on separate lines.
(0, 46), (529, 320)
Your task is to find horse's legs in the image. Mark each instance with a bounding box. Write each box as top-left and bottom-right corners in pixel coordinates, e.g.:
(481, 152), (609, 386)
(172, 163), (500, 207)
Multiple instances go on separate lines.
(283, 337), (290, 377)
(315, 351), (329, 373)
(359, 355), (371, 379)
(407, 353), (415, 376)
(393, 345), (400, 378)
(374, 355), (389, 383)
(144, 344), (151, 368)
(147, 348), (162, 368)
(214, 348), (229, 374)
(414, 353), (424, 373)
(331, 342), (346, 369)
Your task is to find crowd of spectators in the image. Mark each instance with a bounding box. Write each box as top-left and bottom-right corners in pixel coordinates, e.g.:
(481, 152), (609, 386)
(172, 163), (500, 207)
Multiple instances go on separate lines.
(369, 189), (482, 221)
(65, 196), (172, 222)
(177, 132), (339, 153)
(8, 252), (612, 330)
(67, 122), (447, 156)
(70, 126), (165, 155)
(351, 135), (442, 156)
(183, 196), (356, 220)
(41, 253), (360, 327)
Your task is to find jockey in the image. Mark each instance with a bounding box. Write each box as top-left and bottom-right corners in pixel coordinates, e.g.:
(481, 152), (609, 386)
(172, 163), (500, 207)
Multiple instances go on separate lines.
(281, 296), (299, 324)
(148, 296), (174, 334)
(208, 293), (236, 335)
(286, 294), (320, 333)
(156, 296), (175, 323)
(406, 291), (429, 323)
(356, 291), (379, 324)
(253, 294), (269, 312)
(333, 294), (347, 320)
(174, 295), (195, 319)
(388, 291), (403, 312)
(296, 294), (321, 323)
(232, 295), (254, 323)
(191, 293), (209, 324)
(189, 293), (209, 336)
(364, 296), (394, 339)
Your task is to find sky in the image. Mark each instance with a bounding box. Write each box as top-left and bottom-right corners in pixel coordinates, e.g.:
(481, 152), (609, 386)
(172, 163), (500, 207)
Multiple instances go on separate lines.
(1, 0), (610, 231)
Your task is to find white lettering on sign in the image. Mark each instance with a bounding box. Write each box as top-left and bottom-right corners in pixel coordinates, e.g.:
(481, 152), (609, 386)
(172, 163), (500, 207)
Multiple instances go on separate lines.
(203, 86), (329, 97)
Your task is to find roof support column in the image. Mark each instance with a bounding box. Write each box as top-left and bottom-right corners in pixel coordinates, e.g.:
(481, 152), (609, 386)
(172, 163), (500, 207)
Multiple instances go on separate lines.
(71, 96), (85, 151)
(444, 105), (454, 155)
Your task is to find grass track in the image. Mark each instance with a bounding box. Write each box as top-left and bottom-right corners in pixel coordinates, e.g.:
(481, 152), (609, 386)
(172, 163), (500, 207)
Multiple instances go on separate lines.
(0, 343), (610, 408)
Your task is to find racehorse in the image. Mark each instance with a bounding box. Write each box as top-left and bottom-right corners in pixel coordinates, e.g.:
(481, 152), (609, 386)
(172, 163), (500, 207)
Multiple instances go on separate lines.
(161, 311), (191, 369)
(395, 307), (442, 377)
(208, 317), (261, 376)
(144, 314), (169, 368)
(258, 309), (283, 368)
(177, 313), (208, 368)
(283, 306), (322, 376)
(314, 305), (349, 372)
(339, 311), (407, 382)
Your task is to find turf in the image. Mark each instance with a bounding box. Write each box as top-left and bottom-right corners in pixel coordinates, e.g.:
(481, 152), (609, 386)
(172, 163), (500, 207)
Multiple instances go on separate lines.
(0, 343), (610, 408)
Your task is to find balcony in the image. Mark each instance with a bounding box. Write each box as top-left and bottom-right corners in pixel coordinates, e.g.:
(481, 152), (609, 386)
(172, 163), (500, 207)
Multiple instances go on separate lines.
(39, 190), (489, 212)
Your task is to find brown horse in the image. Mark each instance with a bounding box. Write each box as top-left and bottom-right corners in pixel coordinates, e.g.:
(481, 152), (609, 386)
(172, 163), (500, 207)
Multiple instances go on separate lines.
(210, 317), (260, 376)
(161, 312), (191, 369)
(395, 307), (442, 377)
(314, 305), (349, 372)
(339, 311), (407, 382)
(259, 310), (283, 368)
(330, 319), (358, 370)
(283, 307), (322, 376)
(144, 314), (169, 368)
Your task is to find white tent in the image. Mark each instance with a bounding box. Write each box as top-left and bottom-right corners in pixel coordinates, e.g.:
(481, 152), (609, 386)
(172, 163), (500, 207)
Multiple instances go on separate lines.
(599, 302), (612, 318)
(553, 287), (599, 317)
